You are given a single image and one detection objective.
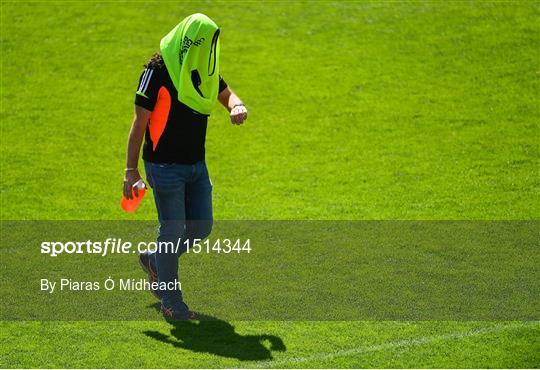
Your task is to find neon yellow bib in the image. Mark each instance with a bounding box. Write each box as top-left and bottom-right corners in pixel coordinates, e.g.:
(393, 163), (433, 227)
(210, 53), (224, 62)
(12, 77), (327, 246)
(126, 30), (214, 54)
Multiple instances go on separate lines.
(160, 13), (220, 115)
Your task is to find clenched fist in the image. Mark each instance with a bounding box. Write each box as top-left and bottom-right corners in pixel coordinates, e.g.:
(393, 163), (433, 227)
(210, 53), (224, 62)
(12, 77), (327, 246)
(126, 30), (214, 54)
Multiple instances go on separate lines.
(230, 104), (248, 125)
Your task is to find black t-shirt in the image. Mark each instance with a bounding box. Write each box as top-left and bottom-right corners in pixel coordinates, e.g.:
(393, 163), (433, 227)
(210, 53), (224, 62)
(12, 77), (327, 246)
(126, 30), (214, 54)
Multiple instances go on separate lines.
(134, 66), (227, 164)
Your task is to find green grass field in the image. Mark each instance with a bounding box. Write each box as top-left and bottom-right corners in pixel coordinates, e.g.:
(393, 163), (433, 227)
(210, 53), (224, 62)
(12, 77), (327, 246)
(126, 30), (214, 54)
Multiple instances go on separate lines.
(1, 1), (539, 368)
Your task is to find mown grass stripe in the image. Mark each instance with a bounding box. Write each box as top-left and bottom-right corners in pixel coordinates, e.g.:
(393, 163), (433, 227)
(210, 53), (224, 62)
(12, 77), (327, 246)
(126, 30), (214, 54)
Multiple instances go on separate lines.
(255, 322), (539, 367)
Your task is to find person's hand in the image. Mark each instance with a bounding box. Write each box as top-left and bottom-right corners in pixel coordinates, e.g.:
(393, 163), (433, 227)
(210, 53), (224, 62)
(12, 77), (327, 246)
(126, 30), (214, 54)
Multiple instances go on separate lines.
(230, 104), (247, 125)
(123, 168), (142, 199)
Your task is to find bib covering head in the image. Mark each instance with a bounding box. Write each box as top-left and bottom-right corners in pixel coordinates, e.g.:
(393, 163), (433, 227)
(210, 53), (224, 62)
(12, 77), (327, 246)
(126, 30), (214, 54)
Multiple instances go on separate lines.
(160, 13), (220, 115)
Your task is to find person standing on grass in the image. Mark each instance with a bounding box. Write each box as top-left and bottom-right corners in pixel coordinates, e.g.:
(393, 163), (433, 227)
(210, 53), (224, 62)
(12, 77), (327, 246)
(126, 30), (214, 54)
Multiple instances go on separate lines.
(123, 13), (247, 320)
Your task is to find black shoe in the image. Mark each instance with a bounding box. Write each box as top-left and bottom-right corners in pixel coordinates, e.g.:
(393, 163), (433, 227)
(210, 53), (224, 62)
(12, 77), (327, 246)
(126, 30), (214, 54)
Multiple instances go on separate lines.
(138, 252), (161, 299)
(161, 301), (197, 321)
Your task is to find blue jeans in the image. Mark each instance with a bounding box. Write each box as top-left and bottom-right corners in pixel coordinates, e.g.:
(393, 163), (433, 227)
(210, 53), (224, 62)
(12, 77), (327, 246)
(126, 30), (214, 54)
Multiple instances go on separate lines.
(144, 160), (213, 306)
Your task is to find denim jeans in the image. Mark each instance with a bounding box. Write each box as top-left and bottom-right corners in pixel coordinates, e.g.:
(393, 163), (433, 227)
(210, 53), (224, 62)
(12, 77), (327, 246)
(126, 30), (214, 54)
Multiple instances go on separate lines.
(144, 160), (213, 306)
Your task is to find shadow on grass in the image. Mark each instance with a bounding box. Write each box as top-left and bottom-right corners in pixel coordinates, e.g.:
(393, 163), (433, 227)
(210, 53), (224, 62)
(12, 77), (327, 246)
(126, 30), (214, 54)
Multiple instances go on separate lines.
(143, 306), (286, 361)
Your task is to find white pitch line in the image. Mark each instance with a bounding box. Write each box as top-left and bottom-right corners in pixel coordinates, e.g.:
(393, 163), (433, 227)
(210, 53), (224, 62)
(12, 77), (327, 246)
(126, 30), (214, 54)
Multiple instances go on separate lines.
(254, 321), (539, 368)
